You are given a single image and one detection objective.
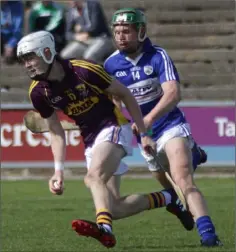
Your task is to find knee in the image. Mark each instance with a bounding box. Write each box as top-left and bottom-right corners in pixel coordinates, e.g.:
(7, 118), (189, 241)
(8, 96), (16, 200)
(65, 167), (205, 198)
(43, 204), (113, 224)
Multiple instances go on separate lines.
(176, 176), (202, 201)
(84, 171), (105, 188)
(174, 173), (196, 195)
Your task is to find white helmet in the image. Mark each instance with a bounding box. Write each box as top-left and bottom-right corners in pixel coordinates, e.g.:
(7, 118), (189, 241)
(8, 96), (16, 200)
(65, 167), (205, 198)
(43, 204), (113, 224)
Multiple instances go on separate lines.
(17, 31), (57, 64)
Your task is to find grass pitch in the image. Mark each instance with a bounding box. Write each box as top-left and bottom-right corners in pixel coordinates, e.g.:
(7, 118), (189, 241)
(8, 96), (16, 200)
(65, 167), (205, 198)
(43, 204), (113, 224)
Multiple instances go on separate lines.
(1, 178), (235, 252)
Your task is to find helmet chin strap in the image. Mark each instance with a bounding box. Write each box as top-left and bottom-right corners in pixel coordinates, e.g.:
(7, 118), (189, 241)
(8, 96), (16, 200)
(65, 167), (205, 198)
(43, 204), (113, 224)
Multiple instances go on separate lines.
(30, 52), (56, 81)
(124, 26), (146, 53)
(138, 27), (147, 42)
(129, 32), (146, 54)
(30, 48), (56, 80)
(30, 61), (54, 81)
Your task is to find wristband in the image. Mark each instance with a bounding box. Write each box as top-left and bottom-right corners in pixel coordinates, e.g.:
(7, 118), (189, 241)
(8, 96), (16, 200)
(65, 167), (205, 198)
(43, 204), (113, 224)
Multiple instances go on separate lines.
(140, 132), (148, 138)
(147, 129), (153, 136)
(140, 130), (153, 138)
(55, 162), (64, 171)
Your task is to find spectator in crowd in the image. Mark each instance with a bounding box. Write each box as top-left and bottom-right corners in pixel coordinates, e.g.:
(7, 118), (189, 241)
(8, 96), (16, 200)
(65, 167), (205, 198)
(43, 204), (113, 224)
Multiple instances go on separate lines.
(60, 0), (114, 63)
(1, 1), (24, 64)
(27, 1), (66, 52)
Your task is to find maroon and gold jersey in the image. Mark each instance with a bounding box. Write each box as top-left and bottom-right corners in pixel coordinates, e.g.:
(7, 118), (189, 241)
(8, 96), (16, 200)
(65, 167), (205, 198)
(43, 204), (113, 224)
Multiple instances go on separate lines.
(29, 59), (129, 147)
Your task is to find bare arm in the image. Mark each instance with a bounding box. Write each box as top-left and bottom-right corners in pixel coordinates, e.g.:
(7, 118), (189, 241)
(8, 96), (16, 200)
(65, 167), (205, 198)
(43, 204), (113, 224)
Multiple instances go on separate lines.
(46, 111), (66, 171)
(30, 88), (66, 194)
(112, 95), (122, 110)
(147, 80), (181, 123)
(106, 79), (147, 134)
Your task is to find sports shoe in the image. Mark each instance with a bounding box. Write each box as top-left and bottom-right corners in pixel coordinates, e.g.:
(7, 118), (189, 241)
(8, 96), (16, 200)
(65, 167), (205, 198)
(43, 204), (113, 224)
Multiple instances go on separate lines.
(198, 147), (207, 164)
(201, 236), (223, 247)
(166, 189), (194, 231)
(194, 145), (207, 164)
(72, 219), (116, 248)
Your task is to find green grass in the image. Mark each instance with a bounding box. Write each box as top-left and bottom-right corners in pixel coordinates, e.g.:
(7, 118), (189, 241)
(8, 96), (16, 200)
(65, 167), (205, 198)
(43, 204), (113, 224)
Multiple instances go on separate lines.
(1, 178), (235, 252)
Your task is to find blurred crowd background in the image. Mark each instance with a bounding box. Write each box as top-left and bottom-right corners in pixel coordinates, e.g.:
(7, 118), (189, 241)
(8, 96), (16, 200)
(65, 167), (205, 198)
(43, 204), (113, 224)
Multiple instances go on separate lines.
(1, 0), (235, 103)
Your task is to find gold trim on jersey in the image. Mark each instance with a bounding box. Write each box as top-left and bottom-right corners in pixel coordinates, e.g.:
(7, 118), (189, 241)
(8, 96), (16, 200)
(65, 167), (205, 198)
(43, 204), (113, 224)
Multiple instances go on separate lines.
(80, 77), (103, 95)
(114, 106), (129, 125)
(71, 60), (128, 125)
(74, 77), (128, 125)
(28, 80), (39, 101)
(70, 59), (112, 84)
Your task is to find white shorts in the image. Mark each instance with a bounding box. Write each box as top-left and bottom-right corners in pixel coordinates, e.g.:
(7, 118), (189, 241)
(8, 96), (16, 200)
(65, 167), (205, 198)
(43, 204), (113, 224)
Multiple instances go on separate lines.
(139, 123), (194, 172)
(85, 124), (133, 175)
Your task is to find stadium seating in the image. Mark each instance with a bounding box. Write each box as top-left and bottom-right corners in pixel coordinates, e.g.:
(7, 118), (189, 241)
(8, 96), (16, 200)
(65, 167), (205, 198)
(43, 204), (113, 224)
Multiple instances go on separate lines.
(1, 0), (235, 102)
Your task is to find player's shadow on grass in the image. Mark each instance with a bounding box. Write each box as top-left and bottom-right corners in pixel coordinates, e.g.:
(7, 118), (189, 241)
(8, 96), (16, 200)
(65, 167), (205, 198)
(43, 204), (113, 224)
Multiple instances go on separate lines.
(50, 207), (74, 212)
(123, 244), (199, 250)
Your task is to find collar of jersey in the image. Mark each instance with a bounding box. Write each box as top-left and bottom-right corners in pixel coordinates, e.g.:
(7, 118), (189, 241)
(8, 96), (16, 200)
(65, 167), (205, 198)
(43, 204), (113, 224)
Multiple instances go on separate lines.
(48, 58), (73, 84)
(118, 38), (155, 65)
(142, 38), (156, 53)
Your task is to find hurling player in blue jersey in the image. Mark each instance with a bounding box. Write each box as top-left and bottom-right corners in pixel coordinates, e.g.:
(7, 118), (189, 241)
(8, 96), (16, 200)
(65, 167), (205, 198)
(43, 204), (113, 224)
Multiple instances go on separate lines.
(104, 8), (222, 247)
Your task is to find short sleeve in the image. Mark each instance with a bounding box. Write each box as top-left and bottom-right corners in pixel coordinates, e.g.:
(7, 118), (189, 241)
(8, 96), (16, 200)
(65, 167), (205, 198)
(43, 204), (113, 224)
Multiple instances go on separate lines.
(30, 88), (54, 118)
(103, 58), (112, 75)
(154, 48), (180, 84)
(72, 60), (113, 90)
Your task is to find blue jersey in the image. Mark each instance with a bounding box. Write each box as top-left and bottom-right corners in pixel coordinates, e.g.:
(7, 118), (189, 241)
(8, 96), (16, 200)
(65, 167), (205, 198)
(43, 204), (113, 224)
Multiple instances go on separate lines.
(104, 38), (186, 141)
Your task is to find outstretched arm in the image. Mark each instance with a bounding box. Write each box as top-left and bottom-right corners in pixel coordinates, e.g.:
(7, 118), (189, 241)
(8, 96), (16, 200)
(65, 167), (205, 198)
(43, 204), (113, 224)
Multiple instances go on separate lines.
(76, 61), (156, 153)
(112, 95), (123, 111)
(30, 87), (66, 195)
(106, 79), (157, 153)
(45, 111), (66, 195)
(106, 79), (146, 134)
(46, 111), (66, 171)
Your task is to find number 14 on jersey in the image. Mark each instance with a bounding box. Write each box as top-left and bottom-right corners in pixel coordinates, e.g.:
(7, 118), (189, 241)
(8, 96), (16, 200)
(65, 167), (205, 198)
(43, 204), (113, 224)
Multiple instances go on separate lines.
(132, 71), (140, 81)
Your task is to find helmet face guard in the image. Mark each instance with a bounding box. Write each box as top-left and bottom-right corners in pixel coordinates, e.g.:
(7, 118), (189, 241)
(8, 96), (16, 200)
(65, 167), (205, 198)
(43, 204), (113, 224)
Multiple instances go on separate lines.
(111, 8), (147, 42)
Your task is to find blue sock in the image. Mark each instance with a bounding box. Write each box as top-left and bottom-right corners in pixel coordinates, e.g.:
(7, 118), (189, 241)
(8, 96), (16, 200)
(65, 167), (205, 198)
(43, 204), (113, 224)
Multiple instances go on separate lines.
(196, 216), (216, 241)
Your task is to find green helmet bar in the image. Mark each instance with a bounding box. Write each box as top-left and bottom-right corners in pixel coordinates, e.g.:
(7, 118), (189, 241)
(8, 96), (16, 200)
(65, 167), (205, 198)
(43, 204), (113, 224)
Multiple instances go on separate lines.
(112, 8), (146, 26)
(111, 8), (147, 42)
